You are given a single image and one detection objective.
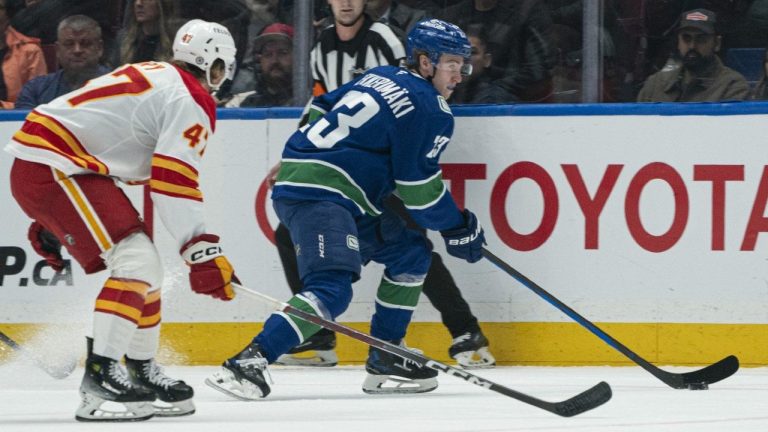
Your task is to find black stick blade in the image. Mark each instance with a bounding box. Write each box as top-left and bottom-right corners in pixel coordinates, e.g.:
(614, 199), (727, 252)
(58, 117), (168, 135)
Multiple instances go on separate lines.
(551, 381), (612, 417)
(677, 355), (739, 389)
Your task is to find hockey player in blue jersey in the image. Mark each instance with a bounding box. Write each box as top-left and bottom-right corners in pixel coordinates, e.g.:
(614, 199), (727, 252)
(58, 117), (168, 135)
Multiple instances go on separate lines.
(206, 19), (486, 399)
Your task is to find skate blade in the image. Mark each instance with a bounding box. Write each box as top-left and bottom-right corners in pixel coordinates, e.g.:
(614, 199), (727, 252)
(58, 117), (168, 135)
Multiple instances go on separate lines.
(152, 398), (195, 417)
(454, 347), (496, 369)
(361, 374), (438, 395)
(75, 392), (154, 422)
(205, 368), (266, 401)
(274, 350), (338, 367)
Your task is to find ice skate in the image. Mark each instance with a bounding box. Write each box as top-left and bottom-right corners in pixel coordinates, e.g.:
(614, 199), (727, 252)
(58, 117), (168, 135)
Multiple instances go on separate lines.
(449, 330), (496, 369)
(205, 342), (272, 401)
(362, 343), (438, 394)
(75, 351), (155, 422)
(126, 357), (195, 417)
(274, 328), (338, 367)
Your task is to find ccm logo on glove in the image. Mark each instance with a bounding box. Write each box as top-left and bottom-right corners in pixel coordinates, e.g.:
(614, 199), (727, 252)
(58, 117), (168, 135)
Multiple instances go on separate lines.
(188, 245), (223, 262)
(180, 234), (237, 301)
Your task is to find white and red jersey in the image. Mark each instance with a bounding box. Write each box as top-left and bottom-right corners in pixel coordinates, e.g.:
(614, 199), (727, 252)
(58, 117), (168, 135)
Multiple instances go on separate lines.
(4, 61), (218, 248)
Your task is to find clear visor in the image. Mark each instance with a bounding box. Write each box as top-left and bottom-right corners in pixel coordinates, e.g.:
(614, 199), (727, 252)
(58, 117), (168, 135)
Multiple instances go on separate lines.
(435, 61), (473, 77)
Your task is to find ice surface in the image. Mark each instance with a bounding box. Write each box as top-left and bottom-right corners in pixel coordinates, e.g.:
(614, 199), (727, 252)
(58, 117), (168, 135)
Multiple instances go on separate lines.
(0, 361), (766, 432)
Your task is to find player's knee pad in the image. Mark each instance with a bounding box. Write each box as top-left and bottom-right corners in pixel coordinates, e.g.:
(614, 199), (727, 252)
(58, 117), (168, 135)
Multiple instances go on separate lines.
(301, 270), (354, 319)
(102, 232), (163, 289)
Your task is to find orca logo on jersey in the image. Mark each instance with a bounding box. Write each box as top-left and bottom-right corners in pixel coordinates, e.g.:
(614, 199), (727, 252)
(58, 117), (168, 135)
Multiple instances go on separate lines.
(347, 235), (359, 251)
(437, 96), (451, 114)
(447, 226), (482, 246)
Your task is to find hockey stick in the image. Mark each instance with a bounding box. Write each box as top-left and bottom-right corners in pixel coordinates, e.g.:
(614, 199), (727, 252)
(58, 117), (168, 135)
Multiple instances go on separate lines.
(232, 283), (611, 417)
(0, 329), (76, 379)
(481, 248), (739, 390)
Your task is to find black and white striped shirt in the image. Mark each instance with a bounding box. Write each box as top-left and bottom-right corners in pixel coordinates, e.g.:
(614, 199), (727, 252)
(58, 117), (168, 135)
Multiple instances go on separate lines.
(310, 15), (405, 96)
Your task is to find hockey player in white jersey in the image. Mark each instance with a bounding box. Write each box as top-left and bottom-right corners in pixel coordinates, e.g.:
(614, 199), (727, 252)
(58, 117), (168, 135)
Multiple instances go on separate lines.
(5, 19), (239, 422)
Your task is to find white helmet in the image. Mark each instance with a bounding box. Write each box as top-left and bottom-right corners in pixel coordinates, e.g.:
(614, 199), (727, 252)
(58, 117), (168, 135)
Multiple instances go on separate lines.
(173, 19), (237, 91)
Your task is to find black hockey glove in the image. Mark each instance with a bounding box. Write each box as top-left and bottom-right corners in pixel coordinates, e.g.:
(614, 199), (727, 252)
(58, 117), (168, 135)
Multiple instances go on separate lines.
(440, 209), (486, 263)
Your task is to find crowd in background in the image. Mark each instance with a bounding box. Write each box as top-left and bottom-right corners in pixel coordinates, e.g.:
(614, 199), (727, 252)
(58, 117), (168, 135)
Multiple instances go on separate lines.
(4, 0), (768, 109)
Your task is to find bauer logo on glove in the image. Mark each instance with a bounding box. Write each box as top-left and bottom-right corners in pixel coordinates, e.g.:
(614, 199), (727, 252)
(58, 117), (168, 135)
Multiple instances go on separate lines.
(441, 209), (486, 263)
(447, 224), (483, 246)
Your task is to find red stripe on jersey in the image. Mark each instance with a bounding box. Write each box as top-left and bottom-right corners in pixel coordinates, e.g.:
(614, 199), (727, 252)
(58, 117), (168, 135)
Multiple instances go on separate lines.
(149, 186), (203, 201)
(151, 165), (199, 189)
(150, 154), (202, 200)
(97, 287), (147, 311)
(142, 298), (161, 316)
(152, 154), (199, 177)
(16, 112), (108, 174)
(138, 295), (161, 328)
(173, 65), (217, 132)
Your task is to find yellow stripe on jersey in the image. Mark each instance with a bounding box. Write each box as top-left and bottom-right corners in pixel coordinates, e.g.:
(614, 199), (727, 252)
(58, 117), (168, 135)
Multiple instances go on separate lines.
(94, 299), (143, 322)
(151, 156), (198, 183)
(26, 111), (108, 174)
(149, 179), (203, 200)
(12, 131), (91, 170)
(54, 170), (112, 251)
(104, 279), (151, 296)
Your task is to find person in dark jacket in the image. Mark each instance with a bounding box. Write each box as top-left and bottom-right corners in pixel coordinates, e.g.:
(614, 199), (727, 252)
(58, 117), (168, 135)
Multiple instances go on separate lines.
(637, 9), (749, 102)
(750, 48), (768, 100)
(225, 23), (294, 108)
(367, 0), (427, 37)
(436, 0), (557, 102)
(450, 23), (515, 104)
(16, 14), (110, 109)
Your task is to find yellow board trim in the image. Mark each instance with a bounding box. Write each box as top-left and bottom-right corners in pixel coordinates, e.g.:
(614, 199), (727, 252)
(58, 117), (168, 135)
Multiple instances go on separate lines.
(1, 322), (766, 366)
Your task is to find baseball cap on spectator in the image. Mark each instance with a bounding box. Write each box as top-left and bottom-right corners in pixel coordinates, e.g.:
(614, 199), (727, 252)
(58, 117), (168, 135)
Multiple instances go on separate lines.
(253, 23), (294, 53)
(678, 9), (717, 34)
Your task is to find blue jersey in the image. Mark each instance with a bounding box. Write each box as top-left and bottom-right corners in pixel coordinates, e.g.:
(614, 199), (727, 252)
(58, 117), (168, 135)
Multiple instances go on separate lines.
(272, 65), (463, 232)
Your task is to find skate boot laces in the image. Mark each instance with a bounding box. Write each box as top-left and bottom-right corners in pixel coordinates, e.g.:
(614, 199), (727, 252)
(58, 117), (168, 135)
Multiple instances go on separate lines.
(108, 362), (136, 389)
(143, 361), (179, 390)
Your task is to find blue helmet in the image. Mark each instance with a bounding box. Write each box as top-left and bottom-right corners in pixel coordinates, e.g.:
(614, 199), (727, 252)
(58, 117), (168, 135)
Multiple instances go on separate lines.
(406, 19), (471, 68)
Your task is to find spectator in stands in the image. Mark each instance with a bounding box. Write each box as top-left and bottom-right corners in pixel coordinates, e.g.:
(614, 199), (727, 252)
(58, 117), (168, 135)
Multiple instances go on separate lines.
(436, 0), (557, 102)
(11, 1), (116, 63)
(0, 0), (46, 108)
(118, 0), (175, 65)
(450, 23), (514, 104)
(637, 9), (749, 102)
(366, 0), (427, 38)
(227, 0), (287, 96)
(15, 15), (109, 109)
(225, 23), (294, 107)
(750, 48), (768, 100)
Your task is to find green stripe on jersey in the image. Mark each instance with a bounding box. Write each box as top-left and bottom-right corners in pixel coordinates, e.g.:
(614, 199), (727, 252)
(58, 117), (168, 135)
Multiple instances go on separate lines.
(277, 160), (381, 216)
(286, 295), (323, 338)
(395, 172), (446, 209)
(376, 278), (423, 309)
